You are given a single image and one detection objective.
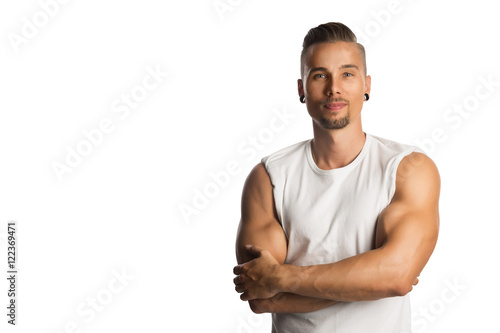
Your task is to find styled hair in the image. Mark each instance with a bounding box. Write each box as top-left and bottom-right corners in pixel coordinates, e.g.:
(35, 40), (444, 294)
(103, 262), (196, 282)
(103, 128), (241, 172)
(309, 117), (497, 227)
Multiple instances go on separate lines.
(300, 22), (367, 78)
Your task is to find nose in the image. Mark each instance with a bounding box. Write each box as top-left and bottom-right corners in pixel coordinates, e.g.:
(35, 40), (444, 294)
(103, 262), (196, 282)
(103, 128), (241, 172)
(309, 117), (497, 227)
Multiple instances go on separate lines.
(325, 77), (341, 96)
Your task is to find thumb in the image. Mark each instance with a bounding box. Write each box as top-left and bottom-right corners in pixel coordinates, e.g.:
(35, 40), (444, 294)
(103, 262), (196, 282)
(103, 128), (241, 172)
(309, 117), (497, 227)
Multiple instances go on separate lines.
(245, 244), (264, 257)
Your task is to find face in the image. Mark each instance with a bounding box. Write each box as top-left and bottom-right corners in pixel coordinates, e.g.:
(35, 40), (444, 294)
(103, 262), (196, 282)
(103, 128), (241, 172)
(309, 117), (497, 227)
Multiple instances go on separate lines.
(298, 42), (371, 130)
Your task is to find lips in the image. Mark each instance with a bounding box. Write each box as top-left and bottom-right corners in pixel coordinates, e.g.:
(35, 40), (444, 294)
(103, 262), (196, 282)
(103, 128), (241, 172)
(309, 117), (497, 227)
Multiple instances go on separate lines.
(324, 102), (346, 111)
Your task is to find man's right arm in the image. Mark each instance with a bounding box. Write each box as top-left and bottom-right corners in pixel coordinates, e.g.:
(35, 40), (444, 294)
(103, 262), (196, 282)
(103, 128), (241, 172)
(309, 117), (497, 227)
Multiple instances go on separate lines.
(235, 163), (287, 265)
(235, 163), (338, 313)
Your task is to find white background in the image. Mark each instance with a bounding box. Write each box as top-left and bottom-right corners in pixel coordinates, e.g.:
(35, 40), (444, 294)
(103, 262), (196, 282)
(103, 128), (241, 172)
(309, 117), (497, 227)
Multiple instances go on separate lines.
(1, 0), (499, 332)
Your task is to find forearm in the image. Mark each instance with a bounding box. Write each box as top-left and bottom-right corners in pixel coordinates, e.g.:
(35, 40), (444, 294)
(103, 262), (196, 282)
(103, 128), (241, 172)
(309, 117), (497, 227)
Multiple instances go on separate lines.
(278, 248), (411, 302)
(249, 293), (339, 314)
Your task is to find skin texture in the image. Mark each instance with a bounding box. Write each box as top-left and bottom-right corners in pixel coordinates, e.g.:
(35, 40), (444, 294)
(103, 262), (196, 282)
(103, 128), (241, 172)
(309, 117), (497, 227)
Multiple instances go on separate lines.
(234, 41), (440, 313)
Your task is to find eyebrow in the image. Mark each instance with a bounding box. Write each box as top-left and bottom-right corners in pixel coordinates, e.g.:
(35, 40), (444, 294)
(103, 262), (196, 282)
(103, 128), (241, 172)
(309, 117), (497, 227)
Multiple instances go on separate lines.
(340, 64), (360, 70)
(309, 64), (360, 73)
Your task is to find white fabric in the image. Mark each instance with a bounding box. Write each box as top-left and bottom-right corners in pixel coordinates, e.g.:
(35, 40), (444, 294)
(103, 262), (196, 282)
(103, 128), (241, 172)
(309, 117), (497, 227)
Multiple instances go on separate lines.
(261, 133), (424, 333)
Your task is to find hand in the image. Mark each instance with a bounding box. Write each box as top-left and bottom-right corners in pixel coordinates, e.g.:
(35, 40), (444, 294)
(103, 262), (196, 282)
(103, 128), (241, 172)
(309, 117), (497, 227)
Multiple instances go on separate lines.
(233, 244), (282, 301)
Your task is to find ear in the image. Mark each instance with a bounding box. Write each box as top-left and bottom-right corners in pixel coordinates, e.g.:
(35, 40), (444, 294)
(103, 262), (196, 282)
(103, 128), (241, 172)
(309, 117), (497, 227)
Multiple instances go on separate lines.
(297, 78), (304, 97)
(364, 75), (371, 96)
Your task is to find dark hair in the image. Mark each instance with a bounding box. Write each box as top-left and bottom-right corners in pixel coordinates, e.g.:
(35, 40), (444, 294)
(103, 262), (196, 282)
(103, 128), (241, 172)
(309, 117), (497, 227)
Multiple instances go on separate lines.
(300, 22), (367, 78)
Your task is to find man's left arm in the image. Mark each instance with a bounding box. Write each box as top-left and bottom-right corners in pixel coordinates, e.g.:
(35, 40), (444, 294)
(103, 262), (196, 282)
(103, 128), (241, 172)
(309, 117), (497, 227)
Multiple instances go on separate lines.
(234, 152), (440, 302)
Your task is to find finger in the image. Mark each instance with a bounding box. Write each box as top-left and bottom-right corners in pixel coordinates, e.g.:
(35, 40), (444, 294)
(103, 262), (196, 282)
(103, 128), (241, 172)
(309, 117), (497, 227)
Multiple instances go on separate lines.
(241, 291), (256, 302)
(245, 244), (264, 257)
(233, 264), (243, 275)
(233, 275), (243, 285)
(235, 284), (245, 293)
(240, 292), (250, 301)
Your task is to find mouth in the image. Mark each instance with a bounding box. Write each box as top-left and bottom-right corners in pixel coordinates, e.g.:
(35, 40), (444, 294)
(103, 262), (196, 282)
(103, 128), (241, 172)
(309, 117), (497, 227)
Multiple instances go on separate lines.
(324, 102), (347, 111)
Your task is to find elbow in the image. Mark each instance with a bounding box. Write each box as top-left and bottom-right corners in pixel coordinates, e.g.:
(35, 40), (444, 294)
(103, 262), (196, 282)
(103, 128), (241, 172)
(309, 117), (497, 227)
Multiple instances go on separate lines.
(383, 255), (418, 297)
(392, 281), (413, 297)
(390, 271), (415, 297)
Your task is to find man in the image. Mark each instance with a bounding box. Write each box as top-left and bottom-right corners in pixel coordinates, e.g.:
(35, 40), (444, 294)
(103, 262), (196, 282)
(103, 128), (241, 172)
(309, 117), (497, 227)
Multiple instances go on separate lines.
(233, 22), (440, 332)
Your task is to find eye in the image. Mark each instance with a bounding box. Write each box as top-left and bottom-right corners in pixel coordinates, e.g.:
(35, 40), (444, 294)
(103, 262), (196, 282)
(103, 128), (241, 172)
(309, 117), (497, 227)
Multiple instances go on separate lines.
(314, 73), (326, 79)
(343, 72), (353, 77)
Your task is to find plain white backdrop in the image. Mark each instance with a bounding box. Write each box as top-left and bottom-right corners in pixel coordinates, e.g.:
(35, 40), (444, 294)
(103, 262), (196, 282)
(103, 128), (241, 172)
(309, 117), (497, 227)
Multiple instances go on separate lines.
(1, 0), (499, 332)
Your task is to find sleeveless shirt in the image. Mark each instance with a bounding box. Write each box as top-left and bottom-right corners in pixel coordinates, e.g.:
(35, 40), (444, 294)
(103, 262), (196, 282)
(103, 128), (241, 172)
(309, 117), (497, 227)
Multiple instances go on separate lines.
(261, 133), (424, 333)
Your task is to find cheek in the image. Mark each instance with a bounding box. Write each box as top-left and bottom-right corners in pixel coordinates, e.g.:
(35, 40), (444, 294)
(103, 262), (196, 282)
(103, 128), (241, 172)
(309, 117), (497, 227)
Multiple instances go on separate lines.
(305, 81), (323, 94)
(349, 97), (365, 114)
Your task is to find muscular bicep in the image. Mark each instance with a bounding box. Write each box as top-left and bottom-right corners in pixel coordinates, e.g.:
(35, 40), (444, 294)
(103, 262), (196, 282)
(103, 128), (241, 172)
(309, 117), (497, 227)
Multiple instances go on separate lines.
(236, 163), (287, 265)
(375, 153), (440, 287)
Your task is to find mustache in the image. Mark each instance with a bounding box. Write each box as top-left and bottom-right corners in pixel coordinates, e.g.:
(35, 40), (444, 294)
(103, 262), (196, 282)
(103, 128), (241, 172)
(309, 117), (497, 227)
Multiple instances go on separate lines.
(322, 98), (349, 104)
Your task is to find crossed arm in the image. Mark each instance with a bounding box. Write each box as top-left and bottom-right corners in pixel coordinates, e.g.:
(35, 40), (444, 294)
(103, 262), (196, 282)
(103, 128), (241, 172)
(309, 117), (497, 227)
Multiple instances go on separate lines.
(234, 162), (338, 313)
(234, 152), (440, 313)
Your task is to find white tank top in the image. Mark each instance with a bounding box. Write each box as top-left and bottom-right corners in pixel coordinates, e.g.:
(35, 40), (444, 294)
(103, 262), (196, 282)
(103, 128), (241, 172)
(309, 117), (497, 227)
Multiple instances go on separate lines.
(261, 133), (424, 333)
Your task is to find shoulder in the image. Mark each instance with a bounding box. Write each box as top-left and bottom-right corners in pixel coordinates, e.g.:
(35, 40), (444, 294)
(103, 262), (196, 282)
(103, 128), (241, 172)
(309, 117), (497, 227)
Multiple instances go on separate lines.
(365, 134), (426, 175)
(245, 163), (272, 190)
(369, 133), (422, 156)
(395, 152), (440, 207)
(241, 163), (274, 209)
(376, 152), (440, 248)
(261, 139), (310, 170)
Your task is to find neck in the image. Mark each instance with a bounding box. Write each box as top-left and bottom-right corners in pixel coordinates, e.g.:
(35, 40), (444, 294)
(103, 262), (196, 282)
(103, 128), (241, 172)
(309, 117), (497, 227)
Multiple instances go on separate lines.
(311, 120), (366, 170)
